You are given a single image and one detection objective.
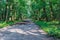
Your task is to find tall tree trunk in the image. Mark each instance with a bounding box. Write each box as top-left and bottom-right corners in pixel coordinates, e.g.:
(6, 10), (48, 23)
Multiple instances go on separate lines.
(5, 0), (10, 22)
(43, 7), (48, 21)
(6, 5), (8, 22)
(42, 0), (48, 21)
(5, 3), (9, 22)
(4, 4), (7, 21)
(49, 2), (55, 20)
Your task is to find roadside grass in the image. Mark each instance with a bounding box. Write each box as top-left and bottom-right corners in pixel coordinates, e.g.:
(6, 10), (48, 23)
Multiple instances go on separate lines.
(35, 21), (60, 38)
(0, 20), (22, 28)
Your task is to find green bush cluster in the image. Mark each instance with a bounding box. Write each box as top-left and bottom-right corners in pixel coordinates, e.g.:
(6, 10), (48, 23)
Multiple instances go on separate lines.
(0, 20), (21, 28)
(35, 21), (60, 38)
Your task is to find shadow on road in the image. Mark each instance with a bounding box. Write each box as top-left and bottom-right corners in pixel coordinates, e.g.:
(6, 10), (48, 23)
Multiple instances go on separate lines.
(0, 21), (55, 40)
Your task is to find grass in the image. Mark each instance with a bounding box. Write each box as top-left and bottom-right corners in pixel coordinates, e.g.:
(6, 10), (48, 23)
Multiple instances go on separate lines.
(0, 20), (22, 28)
(35, 21), (60, 38)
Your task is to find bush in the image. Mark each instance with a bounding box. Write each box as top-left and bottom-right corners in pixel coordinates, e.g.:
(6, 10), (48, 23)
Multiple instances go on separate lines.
(35, 21), (60, 38)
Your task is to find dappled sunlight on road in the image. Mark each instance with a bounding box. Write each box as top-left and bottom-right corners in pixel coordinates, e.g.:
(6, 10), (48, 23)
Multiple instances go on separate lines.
(38, 30), (47, 35)
(0, 22), (55, 40)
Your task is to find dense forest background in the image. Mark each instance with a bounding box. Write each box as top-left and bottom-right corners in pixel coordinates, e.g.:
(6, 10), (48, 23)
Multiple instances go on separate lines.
(0, 0), (60, 22)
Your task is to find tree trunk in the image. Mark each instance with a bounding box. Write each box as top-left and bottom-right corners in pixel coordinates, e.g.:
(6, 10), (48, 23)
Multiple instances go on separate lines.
(42, 0), (48, 21)
(49, 2), (55, 20)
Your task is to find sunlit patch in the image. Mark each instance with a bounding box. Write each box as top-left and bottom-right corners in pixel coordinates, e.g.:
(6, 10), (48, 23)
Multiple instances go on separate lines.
(30, 30), (38, 32)
(26, 31), (39, 36)
(38, 30), (47, 35)
(7, 28), (41, 36)
(7, 29), (28, 35)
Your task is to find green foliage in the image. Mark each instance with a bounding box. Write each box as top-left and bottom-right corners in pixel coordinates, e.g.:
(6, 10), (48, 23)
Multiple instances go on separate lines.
(0, 0), (60, 38)
(0, 0), (60, 21)
(35, 21), (60, 38)
(0, 20), (21, 28)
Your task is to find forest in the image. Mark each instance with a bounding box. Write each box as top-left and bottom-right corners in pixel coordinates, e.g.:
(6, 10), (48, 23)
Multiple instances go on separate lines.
(0, 0), (60, 39)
